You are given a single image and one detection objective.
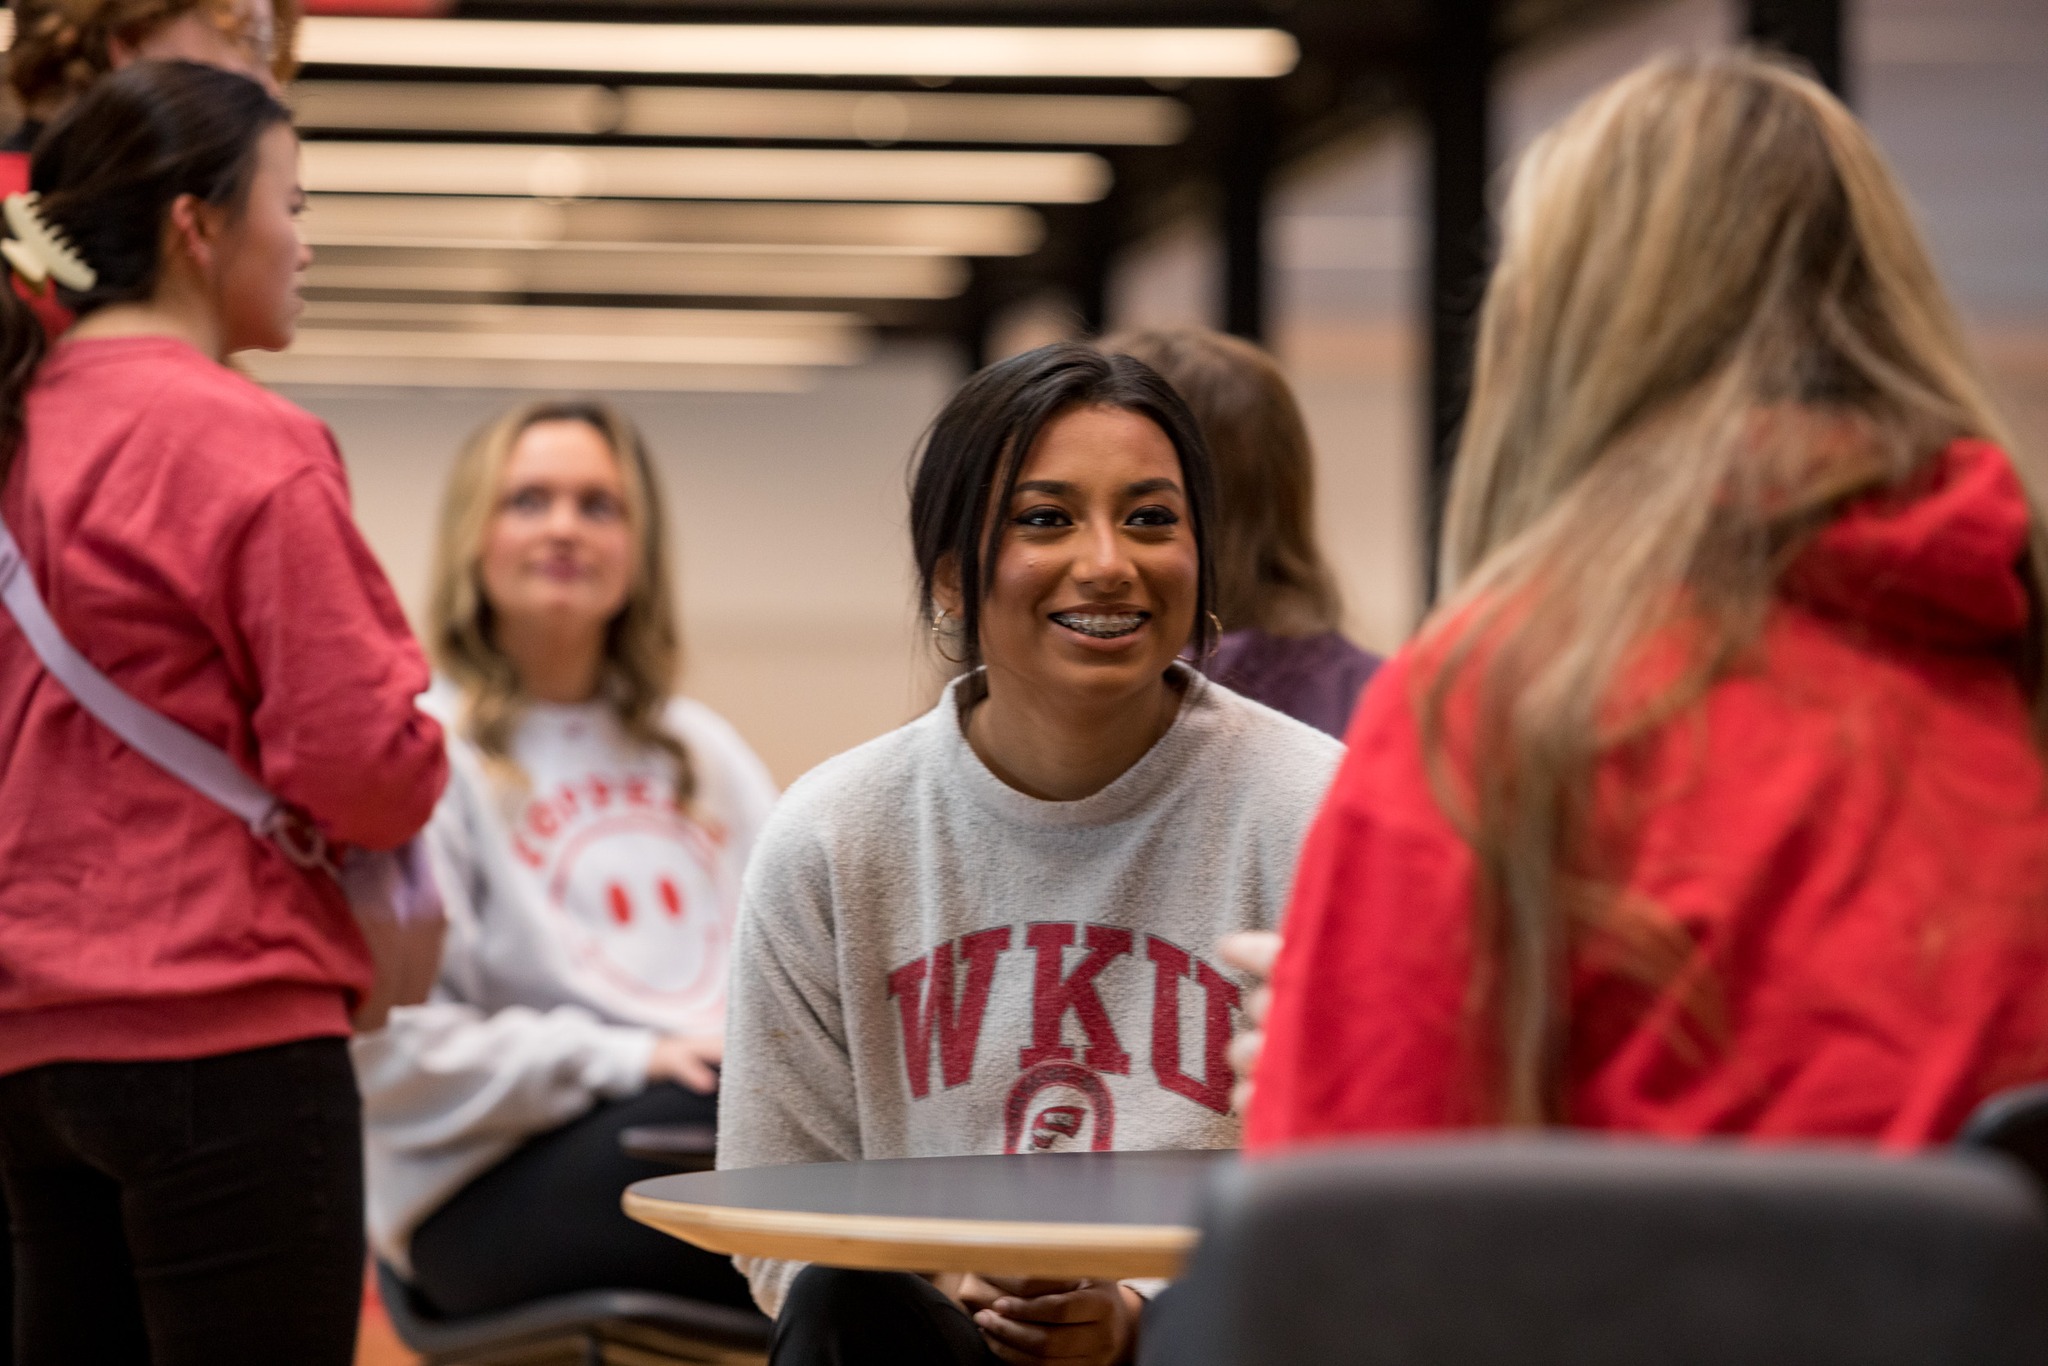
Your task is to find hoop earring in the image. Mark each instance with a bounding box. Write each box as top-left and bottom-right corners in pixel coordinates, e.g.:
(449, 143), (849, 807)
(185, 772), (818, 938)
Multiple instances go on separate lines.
(929, 607), (968, 666)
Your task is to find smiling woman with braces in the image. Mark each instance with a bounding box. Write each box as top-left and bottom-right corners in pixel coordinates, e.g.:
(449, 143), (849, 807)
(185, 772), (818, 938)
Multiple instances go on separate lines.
(715, 340), (1347, 1366)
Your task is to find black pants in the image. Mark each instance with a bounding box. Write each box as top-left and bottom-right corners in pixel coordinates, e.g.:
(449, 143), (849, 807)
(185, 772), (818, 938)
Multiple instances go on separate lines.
(408, 1082), (755, 1319)
(0, 1036), (364, 1366)
(772, 1267), (1001, 1366)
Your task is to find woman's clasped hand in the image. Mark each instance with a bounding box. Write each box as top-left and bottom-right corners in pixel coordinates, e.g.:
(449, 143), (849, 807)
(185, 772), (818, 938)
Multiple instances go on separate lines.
(954, 1276), (1145, 1366)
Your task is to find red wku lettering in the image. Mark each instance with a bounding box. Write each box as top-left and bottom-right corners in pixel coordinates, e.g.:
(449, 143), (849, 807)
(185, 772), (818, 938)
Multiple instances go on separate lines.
(1019, 923), (1133, 1074)
(1146, 936), (1241, 1114)
(887, 927), (1011, 1099)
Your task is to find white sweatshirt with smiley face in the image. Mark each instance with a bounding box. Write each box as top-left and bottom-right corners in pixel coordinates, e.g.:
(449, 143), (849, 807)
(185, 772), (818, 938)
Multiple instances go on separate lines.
(353, 685), (777, 1275)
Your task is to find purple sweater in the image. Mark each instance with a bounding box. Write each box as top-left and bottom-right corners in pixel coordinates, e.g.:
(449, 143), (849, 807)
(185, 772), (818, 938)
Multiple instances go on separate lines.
(1196, 629), (1382, 740)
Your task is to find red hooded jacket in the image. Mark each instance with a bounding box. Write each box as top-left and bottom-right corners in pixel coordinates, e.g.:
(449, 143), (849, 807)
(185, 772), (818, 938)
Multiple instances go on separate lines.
(1248, 439), (2048, 1150)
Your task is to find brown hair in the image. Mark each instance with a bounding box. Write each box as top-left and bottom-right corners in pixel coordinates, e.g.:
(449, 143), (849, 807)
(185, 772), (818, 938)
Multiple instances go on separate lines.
(1426, 50), (2034, 1125)
(0, 61), (287, 484)
(427, 399), (695, 804)
(1103, 326), (1343, 636)
(8, 0), (299, 117)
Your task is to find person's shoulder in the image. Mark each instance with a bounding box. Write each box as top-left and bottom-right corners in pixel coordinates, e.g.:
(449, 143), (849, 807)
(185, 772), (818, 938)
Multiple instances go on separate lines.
(1196, 671), (1347, 774)
(748, 704), (948, 865)
(73, 339), (338, 487)
(663, 696), (765, 774)
(419, 678), (463, 728)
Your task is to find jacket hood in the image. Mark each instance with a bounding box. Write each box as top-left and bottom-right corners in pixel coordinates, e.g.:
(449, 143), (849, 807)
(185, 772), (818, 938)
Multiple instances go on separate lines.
(1784, 438), (2033, 648)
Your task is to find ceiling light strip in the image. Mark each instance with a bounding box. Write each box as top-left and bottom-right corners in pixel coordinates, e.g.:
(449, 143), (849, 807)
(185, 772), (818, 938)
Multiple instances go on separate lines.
(290, 81), (1191, 147)
(297, 18), (1298, 79)
(302, 196), (1045, 256)
(246, 353), (815, 392)
(300, 143), (1111, 203)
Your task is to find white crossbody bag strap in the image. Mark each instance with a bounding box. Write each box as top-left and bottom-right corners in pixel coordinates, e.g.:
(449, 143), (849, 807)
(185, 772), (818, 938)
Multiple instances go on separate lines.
(0, 515), (330, 871)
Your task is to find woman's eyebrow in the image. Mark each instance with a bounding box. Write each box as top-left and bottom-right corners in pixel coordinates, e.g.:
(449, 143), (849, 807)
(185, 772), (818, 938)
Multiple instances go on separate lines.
(1014, 479), (1077, 496)
(1126, 478), (1182, 497)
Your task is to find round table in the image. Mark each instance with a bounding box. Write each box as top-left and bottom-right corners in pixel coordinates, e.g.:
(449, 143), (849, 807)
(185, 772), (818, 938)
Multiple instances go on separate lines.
(623, 1150), (1232, 1281)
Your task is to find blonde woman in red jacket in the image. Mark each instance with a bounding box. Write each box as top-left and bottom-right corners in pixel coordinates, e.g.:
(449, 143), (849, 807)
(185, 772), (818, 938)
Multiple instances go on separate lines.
(1247, 52), (2048, 1148)
(0, 64), (445, 1363)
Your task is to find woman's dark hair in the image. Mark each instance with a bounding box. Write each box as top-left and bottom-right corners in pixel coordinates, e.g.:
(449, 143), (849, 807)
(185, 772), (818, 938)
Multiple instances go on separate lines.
(910, 341), (1220, 670)
(0, 60), (289, 482)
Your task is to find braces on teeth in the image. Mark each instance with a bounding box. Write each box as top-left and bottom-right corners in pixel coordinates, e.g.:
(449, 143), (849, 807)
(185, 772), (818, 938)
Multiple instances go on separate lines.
(1051, 612), (1147, 639)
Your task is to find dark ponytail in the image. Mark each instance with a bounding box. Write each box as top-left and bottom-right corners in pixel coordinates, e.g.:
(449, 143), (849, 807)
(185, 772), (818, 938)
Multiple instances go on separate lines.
(0, 60), (289, 485)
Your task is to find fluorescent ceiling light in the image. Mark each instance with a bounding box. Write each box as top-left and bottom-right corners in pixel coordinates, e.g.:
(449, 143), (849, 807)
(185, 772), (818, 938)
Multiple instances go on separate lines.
(292, 82), (1191, 146)
(297, 18), (1299, 79)
(247, 354), (813, 391)
(300, 142), (1111, 203)
(303, 195), (1043, 255)
(304, 242), (968, 299)
(245, 300), (868, 390)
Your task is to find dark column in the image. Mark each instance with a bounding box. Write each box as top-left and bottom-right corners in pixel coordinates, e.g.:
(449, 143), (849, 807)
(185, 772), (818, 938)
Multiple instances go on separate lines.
(1746, 0), (1848, 101)
(952, 262), (993, 375)
(1221, 81), (1277, 342)
(1422, 0), (1495, 600)
(1074, 201), (1114, 337)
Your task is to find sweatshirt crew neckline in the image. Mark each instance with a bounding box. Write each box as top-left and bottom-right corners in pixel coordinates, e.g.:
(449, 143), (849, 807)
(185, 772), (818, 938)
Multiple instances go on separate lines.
(939, 661), (1214, 831)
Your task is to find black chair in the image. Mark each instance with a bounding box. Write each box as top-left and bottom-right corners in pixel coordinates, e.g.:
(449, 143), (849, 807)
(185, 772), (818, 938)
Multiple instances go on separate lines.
(1148, 1136), (2048, 1366)
(1962, 1083), (2048, 1192)
(376, 1261), (771, 1366)
(618, 1123), (719, 1173)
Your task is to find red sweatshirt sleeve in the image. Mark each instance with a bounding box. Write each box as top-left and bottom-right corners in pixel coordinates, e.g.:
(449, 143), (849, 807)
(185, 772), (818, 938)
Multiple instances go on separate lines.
(1245, 654), (1486, 1150)
(224, 458), (447, 851)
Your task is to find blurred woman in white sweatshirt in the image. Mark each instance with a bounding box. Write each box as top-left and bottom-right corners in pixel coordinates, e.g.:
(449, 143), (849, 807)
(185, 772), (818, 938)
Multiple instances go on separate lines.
(353, 399), (774, 1320)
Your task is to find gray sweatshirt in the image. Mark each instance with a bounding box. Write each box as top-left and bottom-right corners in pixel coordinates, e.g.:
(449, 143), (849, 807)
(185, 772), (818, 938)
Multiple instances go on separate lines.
(717, 664), (1343, 1314)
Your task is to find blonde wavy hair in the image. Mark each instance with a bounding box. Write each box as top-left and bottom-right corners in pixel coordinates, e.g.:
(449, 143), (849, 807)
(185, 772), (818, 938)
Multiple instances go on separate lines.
(1425, 50), (2042, 1124)
(8, 0), (299, 116)
(428, 399), (694, 803)
(1105, 326), (1344, 636)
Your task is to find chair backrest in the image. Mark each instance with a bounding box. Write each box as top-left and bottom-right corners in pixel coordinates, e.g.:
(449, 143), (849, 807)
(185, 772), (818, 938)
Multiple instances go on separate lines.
(1151, 1137), (2048, 1366)
(375, 1261), (770, 1363)
(1962, 1084), (2048, 1194)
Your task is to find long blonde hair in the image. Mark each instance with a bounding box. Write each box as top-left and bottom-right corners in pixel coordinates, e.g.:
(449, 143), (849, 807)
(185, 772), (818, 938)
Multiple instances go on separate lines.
(428, 399), (693, 802)
(1426, 50), (2044, 1125)
(1104, 327), (1343, 636)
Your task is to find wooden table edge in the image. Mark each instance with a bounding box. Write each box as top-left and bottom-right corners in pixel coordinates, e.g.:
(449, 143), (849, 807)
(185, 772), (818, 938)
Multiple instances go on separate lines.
(622, 1189), (1197, 1280)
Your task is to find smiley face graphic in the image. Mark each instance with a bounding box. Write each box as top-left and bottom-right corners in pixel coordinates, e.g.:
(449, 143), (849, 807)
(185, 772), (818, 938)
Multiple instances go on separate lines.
(545, 811), (732, 1009)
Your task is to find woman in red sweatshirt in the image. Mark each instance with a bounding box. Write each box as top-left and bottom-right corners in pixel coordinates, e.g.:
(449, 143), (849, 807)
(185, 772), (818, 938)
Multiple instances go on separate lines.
(1247, 51), (2048, 1150)
(0, 63), (445, 1363)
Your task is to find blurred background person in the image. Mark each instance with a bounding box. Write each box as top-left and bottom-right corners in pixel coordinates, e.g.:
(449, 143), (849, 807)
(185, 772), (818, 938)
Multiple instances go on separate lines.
(5, 0), (296, 158)
(0, 62), (445, 1364)
(354, 400), (772, 1321)
(1246, 52), (2048, 1152)
(1106, 327), (1380, 739)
